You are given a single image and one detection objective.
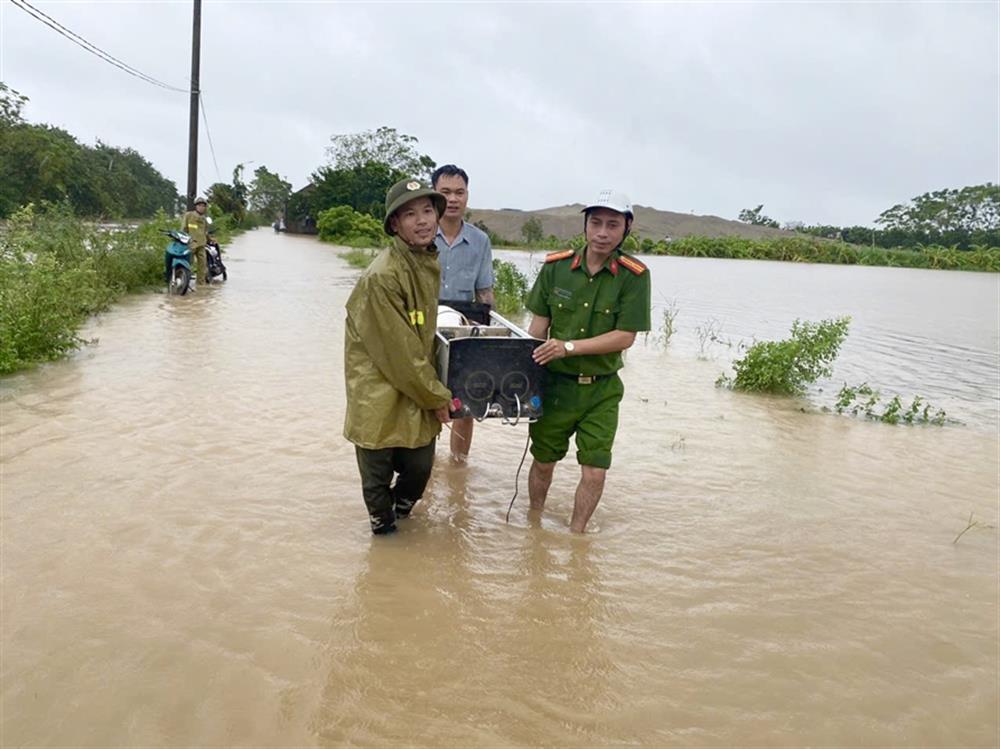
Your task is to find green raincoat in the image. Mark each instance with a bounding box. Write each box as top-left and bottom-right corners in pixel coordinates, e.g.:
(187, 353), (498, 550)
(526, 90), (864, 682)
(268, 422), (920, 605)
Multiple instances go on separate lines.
(181, 210), (208, 249)
(343, 236), (451, 449)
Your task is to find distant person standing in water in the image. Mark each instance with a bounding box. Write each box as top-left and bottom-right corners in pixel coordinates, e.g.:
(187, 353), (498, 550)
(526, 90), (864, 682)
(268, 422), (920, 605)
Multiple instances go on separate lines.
(179, 197), (210, 290)
(432, 164), (494, 462)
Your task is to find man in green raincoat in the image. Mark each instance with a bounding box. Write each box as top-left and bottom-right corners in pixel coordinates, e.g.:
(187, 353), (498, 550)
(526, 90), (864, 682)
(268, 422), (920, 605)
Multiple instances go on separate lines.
(343, 178), (452, 535)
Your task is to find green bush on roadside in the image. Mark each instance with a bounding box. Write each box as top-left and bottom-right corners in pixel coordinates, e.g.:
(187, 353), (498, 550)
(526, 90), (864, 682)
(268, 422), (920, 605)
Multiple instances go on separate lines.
(316, 205), (385, 248)
(0, 202), (168, 374)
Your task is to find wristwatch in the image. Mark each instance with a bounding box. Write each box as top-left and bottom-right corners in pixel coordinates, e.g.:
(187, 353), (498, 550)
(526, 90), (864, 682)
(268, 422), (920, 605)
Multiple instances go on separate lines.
(563, 340), (575, 354)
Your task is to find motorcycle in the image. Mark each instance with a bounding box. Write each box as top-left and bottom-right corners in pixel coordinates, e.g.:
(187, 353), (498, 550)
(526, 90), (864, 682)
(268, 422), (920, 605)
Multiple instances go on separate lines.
(205, 237), (227, 283)
(163, 229), (193, 295)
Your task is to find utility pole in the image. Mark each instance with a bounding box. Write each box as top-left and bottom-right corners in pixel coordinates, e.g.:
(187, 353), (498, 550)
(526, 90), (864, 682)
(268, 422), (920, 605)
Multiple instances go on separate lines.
(186, 0), (202, 210)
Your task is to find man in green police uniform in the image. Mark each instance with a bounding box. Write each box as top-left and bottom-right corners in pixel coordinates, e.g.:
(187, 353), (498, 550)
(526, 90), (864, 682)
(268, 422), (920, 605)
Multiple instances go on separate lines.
(180, 197), (210, 289)
(343, 178), (452, 535)
(525, 190), (651, 533)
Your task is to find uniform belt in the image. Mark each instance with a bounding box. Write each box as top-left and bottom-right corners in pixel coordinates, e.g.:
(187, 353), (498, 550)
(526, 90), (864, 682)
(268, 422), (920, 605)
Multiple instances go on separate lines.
(550, 371), (613, 385)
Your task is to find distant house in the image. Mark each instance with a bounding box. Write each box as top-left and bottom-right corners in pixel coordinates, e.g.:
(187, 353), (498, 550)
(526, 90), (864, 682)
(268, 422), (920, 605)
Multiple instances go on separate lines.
(285, 184), (319, 235)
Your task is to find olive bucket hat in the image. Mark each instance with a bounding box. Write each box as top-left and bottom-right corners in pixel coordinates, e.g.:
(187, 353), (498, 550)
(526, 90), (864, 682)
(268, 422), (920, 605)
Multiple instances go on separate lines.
(383, 178), (446, 236)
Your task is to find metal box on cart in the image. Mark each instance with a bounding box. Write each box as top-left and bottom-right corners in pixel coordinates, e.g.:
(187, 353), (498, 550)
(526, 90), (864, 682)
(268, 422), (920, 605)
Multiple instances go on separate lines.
(435, 304), (546, 423)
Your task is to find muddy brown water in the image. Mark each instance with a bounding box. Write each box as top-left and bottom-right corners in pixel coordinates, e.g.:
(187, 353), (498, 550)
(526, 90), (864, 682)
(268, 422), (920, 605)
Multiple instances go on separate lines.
(2, 229), (997, 746)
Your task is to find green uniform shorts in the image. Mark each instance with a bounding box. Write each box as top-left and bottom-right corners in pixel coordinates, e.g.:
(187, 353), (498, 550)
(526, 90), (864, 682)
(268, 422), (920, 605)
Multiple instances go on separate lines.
(529, 372), (624, 469)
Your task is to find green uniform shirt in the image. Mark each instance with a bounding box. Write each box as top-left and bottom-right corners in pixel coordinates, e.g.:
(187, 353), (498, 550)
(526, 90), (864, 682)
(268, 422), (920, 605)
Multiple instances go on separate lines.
(343, 236), (452, 450)
(181, 210), (208, 248)
(525, 246), (652, 376)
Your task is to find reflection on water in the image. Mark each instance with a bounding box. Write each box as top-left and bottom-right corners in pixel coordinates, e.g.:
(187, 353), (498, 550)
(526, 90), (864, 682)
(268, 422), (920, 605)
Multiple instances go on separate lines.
(2, 231), (997, 746)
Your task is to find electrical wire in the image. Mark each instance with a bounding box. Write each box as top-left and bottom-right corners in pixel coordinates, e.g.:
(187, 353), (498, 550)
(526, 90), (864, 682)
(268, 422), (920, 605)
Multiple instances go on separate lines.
(11, 0), (189, 93)
(505, 430), (532, 523)
(199, 93), (222, 182)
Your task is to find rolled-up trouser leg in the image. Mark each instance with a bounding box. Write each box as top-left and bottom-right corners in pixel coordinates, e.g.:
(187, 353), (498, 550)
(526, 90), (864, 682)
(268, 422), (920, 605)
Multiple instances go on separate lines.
(355, 446), (398, 534)
(390, 440), (436, 518)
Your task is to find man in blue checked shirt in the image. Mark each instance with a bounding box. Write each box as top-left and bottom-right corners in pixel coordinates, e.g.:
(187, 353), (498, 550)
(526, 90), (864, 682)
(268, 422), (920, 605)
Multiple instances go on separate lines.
(432, 164), (495, 461)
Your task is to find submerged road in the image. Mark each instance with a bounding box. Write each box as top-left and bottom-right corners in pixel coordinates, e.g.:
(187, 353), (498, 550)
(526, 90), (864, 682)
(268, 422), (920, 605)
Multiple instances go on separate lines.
(2, 229), (997, 746)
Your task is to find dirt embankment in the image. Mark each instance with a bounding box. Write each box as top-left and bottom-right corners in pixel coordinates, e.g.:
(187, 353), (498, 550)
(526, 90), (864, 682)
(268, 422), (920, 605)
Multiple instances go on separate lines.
(467, 203), (796, 243)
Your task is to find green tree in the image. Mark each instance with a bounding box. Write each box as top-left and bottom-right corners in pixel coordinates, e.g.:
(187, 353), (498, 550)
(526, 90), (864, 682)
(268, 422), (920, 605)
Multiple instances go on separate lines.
(473, 220), (506, 246)
(326, 126), (435, 181)
(793, 184), (1000, 250)
(89, 142), (178, 217)
(285, 126), (438, 230)
(248, 165), (292, 219)
(876, 184), (999, 235)
(0, 85), (178, 219)
(311, 161), (402, 219)
(206, 181), (247, 224)
(230, 164), (249, 210)
(521, 216), (544, 244)
(738, 204), (780, 228)
(0, 82), (28, 125)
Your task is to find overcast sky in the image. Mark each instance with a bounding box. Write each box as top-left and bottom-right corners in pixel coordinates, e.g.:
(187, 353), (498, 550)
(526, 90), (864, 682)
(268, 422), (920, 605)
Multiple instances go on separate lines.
(2, 0), (997, 226)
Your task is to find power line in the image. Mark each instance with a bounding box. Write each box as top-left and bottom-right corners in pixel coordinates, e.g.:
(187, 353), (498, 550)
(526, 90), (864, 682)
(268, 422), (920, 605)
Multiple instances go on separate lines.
(11, 0), (188, 92)
(10, 0), (189, 93)
(199, 92), (222, 183)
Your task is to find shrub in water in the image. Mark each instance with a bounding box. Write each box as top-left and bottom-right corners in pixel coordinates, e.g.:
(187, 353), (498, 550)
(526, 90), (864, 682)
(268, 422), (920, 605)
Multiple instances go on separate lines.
(316, 205), (384, 248)
(835, 383), (947, 425)
(492, 259), (529, 315)
(718, 317), (851, 395)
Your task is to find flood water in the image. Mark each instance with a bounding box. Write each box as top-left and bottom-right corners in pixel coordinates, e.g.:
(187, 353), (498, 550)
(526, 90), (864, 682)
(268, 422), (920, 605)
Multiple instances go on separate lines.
(2, 229), (997, 747)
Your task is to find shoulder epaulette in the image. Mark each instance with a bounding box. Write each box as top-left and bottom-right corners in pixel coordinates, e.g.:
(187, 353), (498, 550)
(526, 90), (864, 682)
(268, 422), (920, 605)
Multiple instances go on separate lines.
(544, 249), (575, 263)
(618, 254), (647, 275)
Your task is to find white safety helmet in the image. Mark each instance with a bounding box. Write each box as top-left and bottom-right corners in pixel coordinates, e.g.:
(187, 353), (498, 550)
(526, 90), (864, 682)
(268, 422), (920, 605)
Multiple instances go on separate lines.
(582, 189), (633, 219)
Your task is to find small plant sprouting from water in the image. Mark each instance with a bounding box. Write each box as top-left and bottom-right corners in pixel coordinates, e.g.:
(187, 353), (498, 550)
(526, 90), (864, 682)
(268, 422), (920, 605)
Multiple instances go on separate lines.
(657, 298), (679, 348)
(695, 318), (725, 359)
(953, 512), (996, 544)
(716, 317), (851, 395)
(835, 383), (947, 425)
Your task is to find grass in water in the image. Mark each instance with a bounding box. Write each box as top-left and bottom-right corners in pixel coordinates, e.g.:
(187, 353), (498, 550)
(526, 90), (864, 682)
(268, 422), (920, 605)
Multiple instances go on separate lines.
(341, 248), (377, 268)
